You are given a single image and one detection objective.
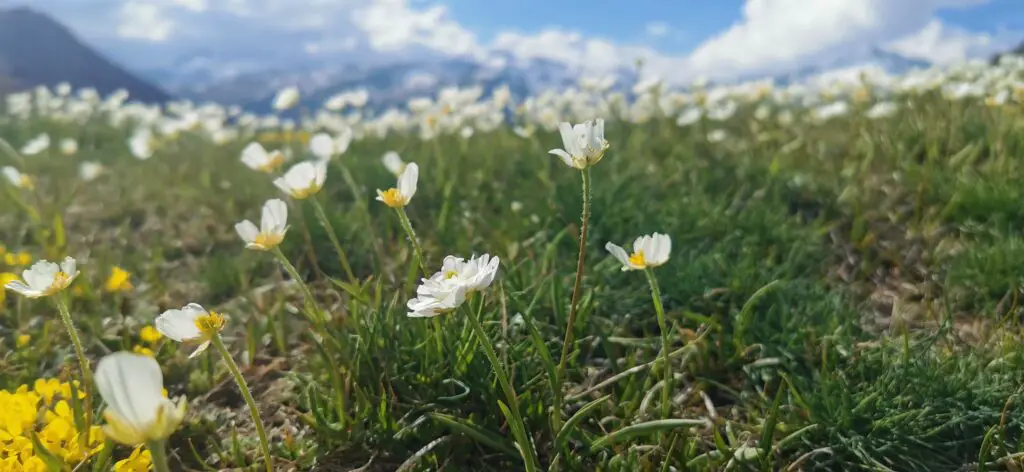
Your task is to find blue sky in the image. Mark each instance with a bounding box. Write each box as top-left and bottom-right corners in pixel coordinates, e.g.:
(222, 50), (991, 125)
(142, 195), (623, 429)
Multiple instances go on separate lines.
(16, 0), (1024, 83)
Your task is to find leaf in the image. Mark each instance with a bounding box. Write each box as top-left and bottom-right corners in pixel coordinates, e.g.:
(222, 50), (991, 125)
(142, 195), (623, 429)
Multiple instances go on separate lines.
(427, 412), (517, 456)
(555, 394), (610, 448)
(28, 431), (67, 472)
(590, 419), (710, 450)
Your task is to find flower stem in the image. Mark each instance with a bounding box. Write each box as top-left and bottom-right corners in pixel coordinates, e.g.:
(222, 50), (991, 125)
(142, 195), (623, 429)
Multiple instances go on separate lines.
(271, 247), (325, 324)
(394, 207), (429, 277)
(55, 296), (93, 439)
(554, 167), (592, 429)
(310, 197), (357, 285)
(211, 335), (274, 472)
(464, 297), (538, 472)
(337, 162), (386, 271)
(645, 269), (673, 419)
(146, 440), (172, 472)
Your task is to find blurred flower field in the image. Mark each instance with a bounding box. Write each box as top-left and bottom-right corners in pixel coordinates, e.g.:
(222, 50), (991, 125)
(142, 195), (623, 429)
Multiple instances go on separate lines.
(2, 57), (1024, 470)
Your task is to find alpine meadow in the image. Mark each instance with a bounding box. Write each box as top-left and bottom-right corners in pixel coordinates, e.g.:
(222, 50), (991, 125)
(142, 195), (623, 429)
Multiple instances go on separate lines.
(4, 56), (1024, 471)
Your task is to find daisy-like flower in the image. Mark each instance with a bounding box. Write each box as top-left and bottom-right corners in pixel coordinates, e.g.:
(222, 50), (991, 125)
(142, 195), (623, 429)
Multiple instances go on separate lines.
(439, 254), (500, 294)
(234, 199), (288, 251)
(2, 166), (35, 190)
(407, 274), (466, 318)
(79, 162), (104, 182)
(5, 256), (79, 298)
(408, 254), (500, 317)
(376, 162), (418, 208)
(605, 233), (671, 271)
(59, 138), (78, 156)
(274, 161), (327, 199)
(128, 129), (154, 160)
(309, 130), (353, 161)
(549, 119), (609, 169)
(240, 142), (286, 173)
(94, 351), (186, 445)
(20, 133), (50, 156)
(273, 86), (301, 111)
(382, 151), (406, 176)
(154, 303), (226, 358)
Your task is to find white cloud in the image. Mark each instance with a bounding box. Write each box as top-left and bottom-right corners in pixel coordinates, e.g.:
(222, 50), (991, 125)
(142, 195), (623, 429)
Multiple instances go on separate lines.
(351, 0), (481, 56)
(683, 0), (994, 79)
(885, 19), (1017, 64)
(646, 21), (669, 38)
(117, 1), (175, 42)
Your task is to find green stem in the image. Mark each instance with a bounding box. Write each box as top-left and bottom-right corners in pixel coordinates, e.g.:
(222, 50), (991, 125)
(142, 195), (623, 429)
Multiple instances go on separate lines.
(55, 296), (93, 439)
(394, 207), (429, 277)
(554, 167), (592, 430)
(146, 440), (172, 472)
(211, 335), (274, 472)
(271, 247), (326, 324)
(464, 296), (538, 472)
(310, 197), (357, 284)
(337, 163), (386, 273)
(645, 269), (672, 419)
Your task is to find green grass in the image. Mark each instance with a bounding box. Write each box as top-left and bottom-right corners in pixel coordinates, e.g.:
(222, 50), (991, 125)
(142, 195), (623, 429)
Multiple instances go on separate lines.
(2, 87), (1024, 471)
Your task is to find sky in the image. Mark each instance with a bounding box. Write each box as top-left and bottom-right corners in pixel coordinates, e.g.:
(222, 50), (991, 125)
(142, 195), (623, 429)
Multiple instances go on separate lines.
(8, 0), (1024, 83)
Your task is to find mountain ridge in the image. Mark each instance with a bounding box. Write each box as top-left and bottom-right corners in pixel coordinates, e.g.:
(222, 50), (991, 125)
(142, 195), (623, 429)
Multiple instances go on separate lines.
(0, 7), (170, 103)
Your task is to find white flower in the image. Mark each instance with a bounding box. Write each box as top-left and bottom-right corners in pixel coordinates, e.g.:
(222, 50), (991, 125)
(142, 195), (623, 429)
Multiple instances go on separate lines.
(5, 256), (79, 298)
(274, 161), (327, 199)
(439, 254), (500, 293)
(95, 352), (186, 446)
(407, 274), (466, 318)
(408, 254), (501, 317)
(605, 233), (671, 271)
(382, 151), (406, 176)
(549, 119), (609, 169)
(2, 166), (34, 190)
(20, 133), (50, 155)
(128, 129), (154, 160)
(376, 162), (418, 208)
(707, 129), (728, 143)
(676, 107), (702, 127)
(460, 126), (474, 139)
(235, 199), (289, 251)
(155, 303), (226, 358)
(865, 101), (898, 119)
(59, 138), (78, 155)
(309, 130), (352, 161)
(79, 162), (104, 181)
(273, 86), (301, 111)
(240, 142), (286, 173)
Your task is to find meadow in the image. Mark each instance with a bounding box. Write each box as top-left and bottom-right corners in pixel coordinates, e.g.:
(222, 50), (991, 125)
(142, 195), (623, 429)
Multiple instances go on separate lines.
(2, 58), (1024, 471)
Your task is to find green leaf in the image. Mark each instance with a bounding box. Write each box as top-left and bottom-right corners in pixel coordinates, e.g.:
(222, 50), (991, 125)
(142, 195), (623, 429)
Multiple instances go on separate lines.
(555, 395), (610, 448)
(590, 419), (709, 450)
(427, 412), (517, 456)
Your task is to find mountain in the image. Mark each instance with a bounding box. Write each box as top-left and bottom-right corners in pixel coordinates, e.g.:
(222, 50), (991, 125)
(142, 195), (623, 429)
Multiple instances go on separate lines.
(0, 7), (170, 103)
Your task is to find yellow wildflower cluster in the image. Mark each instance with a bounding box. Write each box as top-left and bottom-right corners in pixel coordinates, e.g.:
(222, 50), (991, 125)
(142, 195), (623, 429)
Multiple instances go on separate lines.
(104, 266), (134, 293)
(0, 244), (29, 310)
(132, 325), (163, 357)
(0, 379), (103, 470)
(257, 130), (311, 144)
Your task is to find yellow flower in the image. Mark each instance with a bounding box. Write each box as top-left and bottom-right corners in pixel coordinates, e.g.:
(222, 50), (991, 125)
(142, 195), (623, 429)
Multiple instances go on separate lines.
(0, 243), (6, 257)
(104, 266), (134, 293)
(132, 345), (155, 357)
(16, 252), (31, 266)
(114, 447), (152, 472)
(0, 378), (104, 469)
(16, 334), (30, 347)
(139, 326), (163, 344)
(0, 272), (17, 308)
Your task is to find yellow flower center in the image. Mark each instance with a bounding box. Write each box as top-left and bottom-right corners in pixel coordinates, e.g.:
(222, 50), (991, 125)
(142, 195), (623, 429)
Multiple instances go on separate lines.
(628, 251), (646, 268)
(253, 232), (284, 250)
(45, 271), (72, 295)
(444, 270), (458, 279)
(257, 152), (285, 173)
(193, 311), (226, 336)
(19, 175), (35, 190)
(290, 184), (321, 200)
(380, 188), (406, 208)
